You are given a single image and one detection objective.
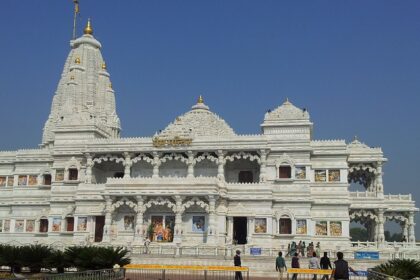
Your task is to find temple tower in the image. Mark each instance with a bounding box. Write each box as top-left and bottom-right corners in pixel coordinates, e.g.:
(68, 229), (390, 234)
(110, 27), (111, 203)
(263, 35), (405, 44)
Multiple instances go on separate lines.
(41, 20), (121, 147)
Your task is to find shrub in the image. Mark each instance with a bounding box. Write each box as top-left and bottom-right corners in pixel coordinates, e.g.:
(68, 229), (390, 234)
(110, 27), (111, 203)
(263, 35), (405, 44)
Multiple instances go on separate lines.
(20, 245), (52, 273)
(373, 259), (420, 280)
(0, 245), (23, 273)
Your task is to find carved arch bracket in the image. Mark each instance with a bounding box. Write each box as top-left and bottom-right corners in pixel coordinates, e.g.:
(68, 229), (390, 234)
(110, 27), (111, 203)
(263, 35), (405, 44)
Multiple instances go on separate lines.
(225, 151), (261, 164)
(181, 197), (210, 213)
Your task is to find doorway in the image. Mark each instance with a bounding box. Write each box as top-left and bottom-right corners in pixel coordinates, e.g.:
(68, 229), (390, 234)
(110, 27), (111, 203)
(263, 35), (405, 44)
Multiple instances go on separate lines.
(233, 217), (247, 244)
(94, 216), (105, 242)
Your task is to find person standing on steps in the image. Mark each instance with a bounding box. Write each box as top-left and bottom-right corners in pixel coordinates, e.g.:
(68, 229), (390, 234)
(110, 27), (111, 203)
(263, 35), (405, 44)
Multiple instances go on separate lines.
(309, 252), (320, 280)
(291, 252), (300, 280)
(234, 250), (243, 280)
(276, 251), (287, 280)
(331, 252), (358, 280)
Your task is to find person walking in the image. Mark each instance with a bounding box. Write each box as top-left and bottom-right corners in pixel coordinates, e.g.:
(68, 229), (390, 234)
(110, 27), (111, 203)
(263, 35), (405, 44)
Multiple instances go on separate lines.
(309, 252), (320, 280)
(276, 251), (287, 280)
(320, 252), (332, 280)
(234, 250), (243, 280)
(331, 252), (357, 280)
(291, 252), (300, 280)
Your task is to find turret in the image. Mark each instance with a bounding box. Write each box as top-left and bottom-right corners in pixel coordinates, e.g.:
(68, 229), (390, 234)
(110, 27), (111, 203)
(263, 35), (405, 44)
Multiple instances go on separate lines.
(41, 19), (121, 147)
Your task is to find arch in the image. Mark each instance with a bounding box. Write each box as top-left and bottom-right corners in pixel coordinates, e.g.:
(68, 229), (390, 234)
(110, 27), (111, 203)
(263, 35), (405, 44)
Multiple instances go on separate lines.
(181, 197), (209, 213)
(92, 154), (125, 165)
(144, 197), (176, 212)
(225, 151), (261, 164)
(193, 152), (218, 165)
(111, 197), (138, 212)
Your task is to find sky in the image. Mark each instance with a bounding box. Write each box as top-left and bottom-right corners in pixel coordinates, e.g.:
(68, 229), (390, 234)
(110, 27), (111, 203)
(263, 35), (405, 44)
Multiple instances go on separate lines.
(0, 1), (419, 239)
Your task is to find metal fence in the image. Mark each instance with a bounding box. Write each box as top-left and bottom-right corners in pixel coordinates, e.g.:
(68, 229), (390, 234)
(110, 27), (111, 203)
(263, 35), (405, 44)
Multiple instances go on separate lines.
(125, 264), (249, 280)
(0, 268), (125, 280)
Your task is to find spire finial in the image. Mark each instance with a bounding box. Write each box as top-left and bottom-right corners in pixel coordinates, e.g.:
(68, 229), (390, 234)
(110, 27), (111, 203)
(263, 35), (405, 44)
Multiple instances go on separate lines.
(354, 135), (358, 141)
(198, 95), (204, 104)
(284, 97), (291, 104)
(72, 0), (80, 39)
(84, 18), (93, 35)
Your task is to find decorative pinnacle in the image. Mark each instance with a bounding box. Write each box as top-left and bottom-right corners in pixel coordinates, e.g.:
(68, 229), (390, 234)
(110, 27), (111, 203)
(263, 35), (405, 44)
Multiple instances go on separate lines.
(83, 18), (93, 35)
(75, 57), (81, 64)
(284, 97), (291, 104)
(198, 95), (204, 104)
(102, 62), (107, 70)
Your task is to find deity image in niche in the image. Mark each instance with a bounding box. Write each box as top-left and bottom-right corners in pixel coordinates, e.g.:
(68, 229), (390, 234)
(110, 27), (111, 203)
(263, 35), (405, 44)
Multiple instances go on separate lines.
(28, 175), (38, 186)
(330, 221), (342, 236)
(0, 177), (6, 187)
(15, 220), (24, 232)
(315, 170), (326, 182)
(26, 220), (35, 232)
(164, 216), (175, 242)
(18, 175), (27, 186)
(296, 220), (307, 234)
(328, 170), (340, 182)
(124, 216), (134, 230)
(192, 216), (205, 232)
(77, 217), (87, 231)
(316, 221), (328, 236)
(55, 170), (64, 182)
(295, 167), (306, 180)
(4, 220), (10, 232)
(254, 218), (267, 233)
(151, 216), (164, 241)
(7, 177), (14, 186)
(52, 218), (61, 232)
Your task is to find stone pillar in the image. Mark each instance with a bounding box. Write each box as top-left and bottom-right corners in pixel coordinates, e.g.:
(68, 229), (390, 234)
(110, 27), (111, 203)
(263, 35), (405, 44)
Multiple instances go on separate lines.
(102, 197), (113, 243)
(375, 162), (384, 198)
(134, 196), (145, 243)
(61, 218), (66, 232)
(85, 153), (93, 183)
(247, 217), (253, 244)
(373, 221), (378, 242)
(187, 151), (194, 178)
(123, 152), (132, 179)
(217, 150), (225, 181)
(377, 209), (385, 245)
(35, 219), (40, 232)
(259, 149), (268, 182)
(174, 196), (183, 244)
(403, 222), (409, 242)
(408, 211), (416, 243)
(152, 152), (160, 178)
(273, 217), (278, 235)
(227, 216), (233, 243)
(207, 195), (217, 244)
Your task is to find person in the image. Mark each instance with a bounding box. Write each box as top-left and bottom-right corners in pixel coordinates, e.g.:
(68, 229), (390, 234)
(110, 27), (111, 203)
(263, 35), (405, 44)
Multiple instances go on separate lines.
(309, 252), (320, 280)
(276, 252), (287, 280)
(331, 252), (357, 280)
(144, 237), (151, 254)
(291, 252), (300, 280)
(234, 250), (243, 280)
(320, 252), (332, 280)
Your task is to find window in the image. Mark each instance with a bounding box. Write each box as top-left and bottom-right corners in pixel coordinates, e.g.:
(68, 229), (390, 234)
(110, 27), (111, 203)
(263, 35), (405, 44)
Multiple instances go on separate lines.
(238, 171), (253, 183)
(40, 218), (49, 233)
(66, 217), (74, 232)
(43, 174), (52, 185)
(114, 172), (124, 178)
(68, 169), (78, 180)
(0, 177), (6, 187)
(279, 166), (291, 179)
(279, 217), (292, 234)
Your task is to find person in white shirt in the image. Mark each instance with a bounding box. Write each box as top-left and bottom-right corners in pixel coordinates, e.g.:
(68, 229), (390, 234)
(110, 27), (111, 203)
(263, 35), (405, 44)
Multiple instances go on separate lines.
(309, 252), (320, 280)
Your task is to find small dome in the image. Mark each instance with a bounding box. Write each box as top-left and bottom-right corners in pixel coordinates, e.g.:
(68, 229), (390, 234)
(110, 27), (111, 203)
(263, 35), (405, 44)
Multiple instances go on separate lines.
(264, 98), (310, 121)
(158, 97), (235, 138)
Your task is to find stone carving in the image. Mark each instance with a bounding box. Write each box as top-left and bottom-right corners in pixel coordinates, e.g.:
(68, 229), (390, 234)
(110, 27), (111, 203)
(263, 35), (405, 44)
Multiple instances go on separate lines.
(92, 154), (125, 165)
(264, 99), (310, 121)
(225, 151), (261, 164)
(181, 197), (210, 213)
(144, 197), (176, 212)
(111, 197), (137, 212)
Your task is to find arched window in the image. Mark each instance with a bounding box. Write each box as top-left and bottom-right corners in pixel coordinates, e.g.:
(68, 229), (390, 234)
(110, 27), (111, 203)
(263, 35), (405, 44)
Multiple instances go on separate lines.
(65, 216), (74, 231)
(39, 218), (49, 233)
(279, 216), (292, 234)
(68, 168), (78, 180)
(43, 174), (52, 185)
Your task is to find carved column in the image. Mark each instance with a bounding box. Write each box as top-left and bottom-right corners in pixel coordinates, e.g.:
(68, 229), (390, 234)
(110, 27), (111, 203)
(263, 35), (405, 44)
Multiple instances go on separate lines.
(375, 162), (384, 197)
(123, 152), (132, 179)
(174, 196), (183, 244)
(227, 216), (233, 243)
(134, 196), (145, 243)
(187, 151), (194, 178)
(102, 197), (113, 243)
(403, 221), (408, 242)
(273, 216), (278, 235)
(247, 217), (253, 244)
(377, 209), (385, 245)
(152, 152), (160, 178)
(85, 153), (93, 184)
(207, 195), (217, 244)
(35, 219), (40, 233)
(259, 149), (268, 182)
(408, 211), (416, 243)
(217, 150), (225, 181)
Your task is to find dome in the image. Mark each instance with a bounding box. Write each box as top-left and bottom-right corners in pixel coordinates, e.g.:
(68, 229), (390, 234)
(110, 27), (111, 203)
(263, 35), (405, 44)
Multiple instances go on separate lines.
(264, 98), (310, 121)
(158, 97), (236, 138)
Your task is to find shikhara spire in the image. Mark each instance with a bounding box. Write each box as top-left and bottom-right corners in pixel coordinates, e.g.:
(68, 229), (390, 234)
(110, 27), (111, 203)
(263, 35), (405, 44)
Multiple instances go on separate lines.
(42, 19), (121, 147)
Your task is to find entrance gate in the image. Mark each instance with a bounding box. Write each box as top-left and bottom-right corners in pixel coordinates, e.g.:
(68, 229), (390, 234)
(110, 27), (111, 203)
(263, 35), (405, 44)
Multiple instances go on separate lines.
(233, 217), (247, 244)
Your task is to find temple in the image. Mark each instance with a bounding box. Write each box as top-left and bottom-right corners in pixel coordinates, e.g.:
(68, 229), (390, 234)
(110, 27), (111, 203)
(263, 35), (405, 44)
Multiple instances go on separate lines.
(0, 20), (417, 253)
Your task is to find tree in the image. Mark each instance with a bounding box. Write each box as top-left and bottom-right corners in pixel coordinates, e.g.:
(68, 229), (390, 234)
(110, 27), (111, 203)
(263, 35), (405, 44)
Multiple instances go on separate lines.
(350, 227), (368, 241)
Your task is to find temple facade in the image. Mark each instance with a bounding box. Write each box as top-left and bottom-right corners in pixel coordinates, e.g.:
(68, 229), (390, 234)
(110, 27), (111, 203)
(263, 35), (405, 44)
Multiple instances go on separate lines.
(0, 21), (417, 250)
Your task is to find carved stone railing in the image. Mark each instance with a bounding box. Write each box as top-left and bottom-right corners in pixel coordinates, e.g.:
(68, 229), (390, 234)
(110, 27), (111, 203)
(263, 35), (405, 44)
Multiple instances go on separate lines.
(384, 194), (412, 201)
(350, 191), (377, 198)
(106, 176), (218, 185)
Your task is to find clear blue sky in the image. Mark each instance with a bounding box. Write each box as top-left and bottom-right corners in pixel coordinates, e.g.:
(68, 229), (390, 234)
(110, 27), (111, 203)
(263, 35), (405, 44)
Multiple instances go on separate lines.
(0, 1), (419, 238)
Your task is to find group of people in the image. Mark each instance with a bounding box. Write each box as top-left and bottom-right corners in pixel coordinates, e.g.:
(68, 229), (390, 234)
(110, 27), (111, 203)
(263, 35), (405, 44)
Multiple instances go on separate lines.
(276, 251), (357, 280)
(286, 241), (321, 258)
(233, 249), (356, 280)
